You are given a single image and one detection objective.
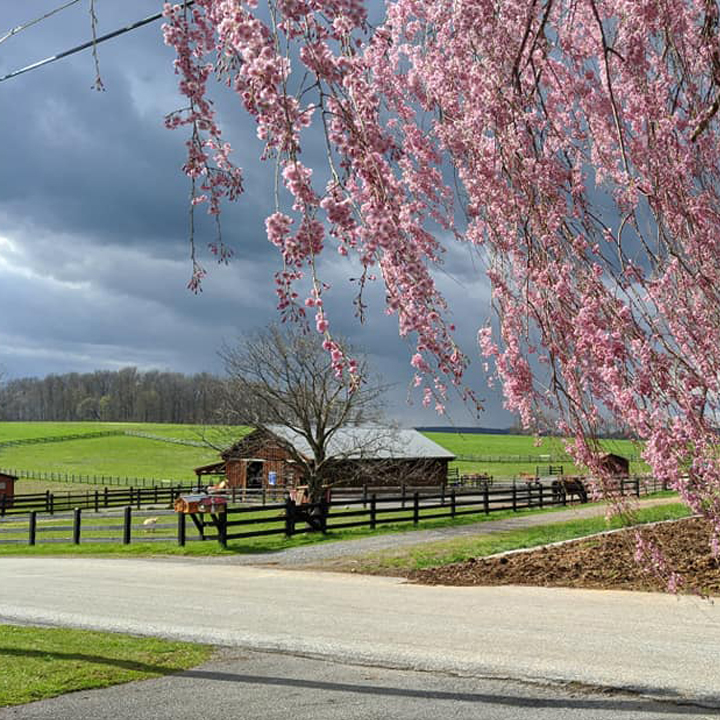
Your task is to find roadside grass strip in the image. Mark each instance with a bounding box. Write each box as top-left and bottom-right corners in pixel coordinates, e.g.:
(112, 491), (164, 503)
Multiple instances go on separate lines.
(0, 625), (212, 708)
(345, 503), (691, 575)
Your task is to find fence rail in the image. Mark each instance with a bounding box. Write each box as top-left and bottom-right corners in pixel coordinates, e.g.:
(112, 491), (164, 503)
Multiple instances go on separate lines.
(0, 475), (670, 547)
(0, 467), (197, 489)
(0, 482), (202, 516)
(193, 475), (661, 548)
(123, 430), (207, 447)
(0, 431), (123, 450)
(454, 453), (643, 463)
(0, 507), (204, 546)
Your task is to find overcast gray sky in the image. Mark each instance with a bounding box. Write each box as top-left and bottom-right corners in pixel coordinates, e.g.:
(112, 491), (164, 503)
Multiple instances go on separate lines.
(0, 1), (513, 428)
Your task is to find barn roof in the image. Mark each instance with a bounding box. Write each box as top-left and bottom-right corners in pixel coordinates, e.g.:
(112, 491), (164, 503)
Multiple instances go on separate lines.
(237, 425), (455, 461)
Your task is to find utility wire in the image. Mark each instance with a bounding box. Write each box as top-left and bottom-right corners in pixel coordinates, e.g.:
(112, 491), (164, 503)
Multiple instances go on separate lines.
(0, 0), (83, 46)
(0, 1), (195, 84)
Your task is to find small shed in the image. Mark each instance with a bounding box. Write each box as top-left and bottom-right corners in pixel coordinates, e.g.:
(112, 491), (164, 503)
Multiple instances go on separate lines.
(0, 472), (17, 505)
(598, 452), (630, 478)
(195, 425), (456, 491)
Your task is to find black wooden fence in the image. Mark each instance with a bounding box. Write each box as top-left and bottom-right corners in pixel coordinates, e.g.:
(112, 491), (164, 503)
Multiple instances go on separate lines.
(0, 467), (197, 489)
(0, 482), (202, 516)
(0, 507), (203, 546)
(0, 476), (670, 547)
(188, 476), (653, 548)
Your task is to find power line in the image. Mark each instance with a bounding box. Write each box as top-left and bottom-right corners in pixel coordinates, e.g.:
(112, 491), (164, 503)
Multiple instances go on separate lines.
(0, 0), (83, 46)
(0, 1), (195, 84)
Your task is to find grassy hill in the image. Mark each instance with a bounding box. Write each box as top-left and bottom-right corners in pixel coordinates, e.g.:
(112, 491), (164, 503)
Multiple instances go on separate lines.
(0, 422), (648, 493)
(425, 432), (647, 477)
(0, 422), (250, 492)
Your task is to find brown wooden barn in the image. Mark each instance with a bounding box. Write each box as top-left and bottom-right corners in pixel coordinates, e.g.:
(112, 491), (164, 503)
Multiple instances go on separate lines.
(195, 425), (455, 491)
(598, 452), (630, 477)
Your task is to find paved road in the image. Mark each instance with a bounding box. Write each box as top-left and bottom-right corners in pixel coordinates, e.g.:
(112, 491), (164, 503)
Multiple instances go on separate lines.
(1, 557), (718, 709)
(1, 648), (716, 720)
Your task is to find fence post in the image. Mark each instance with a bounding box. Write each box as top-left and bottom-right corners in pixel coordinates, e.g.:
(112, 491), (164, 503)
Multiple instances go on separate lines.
(441, 483), (446, 507)
(72, 508), (81, 545)
(177, 512), (186, 546)
(451, 489), (456, 518)
(370, 494), (377, 530)
(94, 490), (99, 513)
(29, 511), (37, 546)
(285, 497), (296, 537)
(537, 482), (544, 509)
(362, 483), (368, 509)
(262, 485), (267, 506)
(0, 493), (5, 518)
(483, 484), (490, 515)
(413, 492), (420, 525)
(123, 506), (132, 545)
(218, 511), (228, 548)
(45, 490), (50, 514)
(401, 483), (406, 509)
(49, 493), (54, 516)
(512, 481), (517, 512)
(635, 477), (640, 498)
(136, 488), (141, 510)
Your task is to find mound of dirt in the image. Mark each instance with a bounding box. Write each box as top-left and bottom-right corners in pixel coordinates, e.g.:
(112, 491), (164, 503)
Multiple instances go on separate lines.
(409, 517), (720, 595)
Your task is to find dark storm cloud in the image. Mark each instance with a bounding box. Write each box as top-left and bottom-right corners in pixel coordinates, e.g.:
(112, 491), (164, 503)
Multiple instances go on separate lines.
(0, 2), (511, 426)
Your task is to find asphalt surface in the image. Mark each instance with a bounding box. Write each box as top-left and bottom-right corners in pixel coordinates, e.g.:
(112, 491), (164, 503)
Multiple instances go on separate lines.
(1, 648), (717, 720)
(1, 557), (719, 709)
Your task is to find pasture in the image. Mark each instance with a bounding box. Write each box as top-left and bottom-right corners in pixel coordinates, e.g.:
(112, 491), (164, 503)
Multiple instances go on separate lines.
(0, 422), (249, 490)
(425, 432), (648, 477)
(0, 421), (649, 489)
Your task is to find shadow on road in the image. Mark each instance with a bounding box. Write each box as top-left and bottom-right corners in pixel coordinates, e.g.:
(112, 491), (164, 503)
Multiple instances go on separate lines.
(176, 667), (717, 715)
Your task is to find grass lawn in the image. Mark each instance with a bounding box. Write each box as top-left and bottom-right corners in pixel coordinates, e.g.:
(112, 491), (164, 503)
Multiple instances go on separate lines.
(0, 422), (653, 486)
(0, 625), (212, 708)
(345, 502), (691, 575)
(0, 435), (219, 483)
(0, 421), (248, 443)
(0, 422), (251, 486)
(425, 432), (650, 478)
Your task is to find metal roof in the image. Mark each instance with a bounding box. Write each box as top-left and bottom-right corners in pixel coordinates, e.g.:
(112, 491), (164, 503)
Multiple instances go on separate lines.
(264, 425), (456, 461)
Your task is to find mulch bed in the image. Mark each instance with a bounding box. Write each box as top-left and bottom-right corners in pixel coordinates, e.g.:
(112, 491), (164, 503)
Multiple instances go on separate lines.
(409, 517), (720, 595)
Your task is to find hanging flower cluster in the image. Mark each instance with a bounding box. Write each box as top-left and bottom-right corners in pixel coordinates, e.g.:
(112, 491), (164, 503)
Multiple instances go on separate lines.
(164, 0), (720, 572)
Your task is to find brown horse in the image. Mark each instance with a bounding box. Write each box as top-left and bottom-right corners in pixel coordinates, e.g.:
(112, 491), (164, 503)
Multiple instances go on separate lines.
(551, 478), (588, 504)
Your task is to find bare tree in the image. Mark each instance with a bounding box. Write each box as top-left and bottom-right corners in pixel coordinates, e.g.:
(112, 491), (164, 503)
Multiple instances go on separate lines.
(218, 326), (391, 502)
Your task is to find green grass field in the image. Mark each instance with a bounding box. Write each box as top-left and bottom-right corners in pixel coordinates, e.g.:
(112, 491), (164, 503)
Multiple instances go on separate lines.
(0, 421), (243, 442)
(0, 422), (249, 487)
(2, 436), (217, 483)
(0, 625), (211, 707)
(0, 421), (648, 488)
(425, 432), (648, 478)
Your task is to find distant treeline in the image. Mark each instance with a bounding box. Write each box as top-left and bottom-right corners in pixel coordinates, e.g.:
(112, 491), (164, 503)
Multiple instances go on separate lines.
(0, 368), (226, 424)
